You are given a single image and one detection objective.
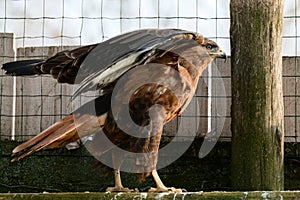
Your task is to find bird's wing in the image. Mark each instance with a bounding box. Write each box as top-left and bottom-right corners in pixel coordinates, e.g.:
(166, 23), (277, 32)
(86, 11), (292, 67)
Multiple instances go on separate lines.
(2, 29), (200, 98)
(1, 44), (96, 84)
(41, 44), (96, 84)
(72, 28), (199, 98)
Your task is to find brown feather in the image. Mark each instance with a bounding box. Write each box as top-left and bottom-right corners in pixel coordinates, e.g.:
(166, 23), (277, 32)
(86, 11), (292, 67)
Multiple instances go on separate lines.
(12, 114), (74, 154)
(5, 29), (226, 182)
(11, 113), (106, 162)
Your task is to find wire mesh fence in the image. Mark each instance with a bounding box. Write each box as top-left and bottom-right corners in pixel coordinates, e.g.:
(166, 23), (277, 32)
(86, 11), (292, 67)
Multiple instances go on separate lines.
(0, 1), (299, 147)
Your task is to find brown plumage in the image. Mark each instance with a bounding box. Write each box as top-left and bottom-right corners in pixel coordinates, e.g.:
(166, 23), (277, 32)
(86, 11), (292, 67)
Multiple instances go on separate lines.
(2, 29), (226, 192)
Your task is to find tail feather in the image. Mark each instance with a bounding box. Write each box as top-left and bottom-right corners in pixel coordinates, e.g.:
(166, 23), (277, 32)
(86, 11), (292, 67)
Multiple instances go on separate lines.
(2, 59), (44, 76)
(12, 115), (72, 154)
(11, 113), (105, 162)
(11, 94), (111, 162)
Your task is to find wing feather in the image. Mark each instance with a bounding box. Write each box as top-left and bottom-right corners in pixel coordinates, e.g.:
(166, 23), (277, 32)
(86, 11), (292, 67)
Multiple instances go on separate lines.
(2, 29), (199, 94)
(72, 29), (198, 98)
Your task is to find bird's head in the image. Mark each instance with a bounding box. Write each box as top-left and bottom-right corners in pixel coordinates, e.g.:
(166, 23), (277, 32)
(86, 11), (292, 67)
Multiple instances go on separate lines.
(202, 38), (227, 61)
(194, 33), (227, 61)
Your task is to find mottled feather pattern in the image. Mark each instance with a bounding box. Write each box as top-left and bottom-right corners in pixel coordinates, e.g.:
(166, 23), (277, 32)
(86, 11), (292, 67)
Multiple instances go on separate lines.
(2, 29), (226, 184)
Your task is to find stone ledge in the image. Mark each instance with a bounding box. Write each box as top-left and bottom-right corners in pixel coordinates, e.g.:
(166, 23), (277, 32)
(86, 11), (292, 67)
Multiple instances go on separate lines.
(0, 191), (300, 200)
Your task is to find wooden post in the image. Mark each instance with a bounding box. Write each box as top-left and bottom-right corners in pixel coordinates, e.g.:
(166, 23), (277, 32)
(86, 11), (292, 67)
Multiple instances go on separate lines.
(0, 33), (14, 140)
(230, 0), (284, 190)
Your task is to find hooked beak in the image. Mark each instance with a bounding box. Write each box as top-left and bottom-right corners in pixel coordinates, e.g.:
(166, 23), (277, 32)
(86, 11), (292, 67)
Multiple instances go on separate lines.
(210, 49), (227, 63)
(216, 49), (227, 63)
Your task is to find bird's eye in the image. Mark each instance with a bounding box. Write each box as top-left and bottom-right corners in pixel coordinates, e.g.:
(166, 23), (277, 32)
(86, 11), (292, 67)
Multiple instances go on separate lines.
(206, 44), (212, 50)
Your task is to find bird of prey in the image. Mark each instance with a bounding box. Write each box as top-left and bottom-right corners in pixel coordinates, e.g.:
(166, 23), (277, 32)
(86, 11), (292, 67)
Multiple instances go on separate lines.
(2, 29), (226, 192)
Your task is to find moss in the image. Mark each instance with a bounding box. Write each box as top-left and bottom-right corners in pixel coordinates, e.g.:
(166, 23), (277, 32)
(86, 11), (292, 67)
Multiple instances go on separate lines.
(230, 0), (284, 191)
(0, 140), (231, 193)
(0, 140), (299, 192)
(0, 192), (299, 200)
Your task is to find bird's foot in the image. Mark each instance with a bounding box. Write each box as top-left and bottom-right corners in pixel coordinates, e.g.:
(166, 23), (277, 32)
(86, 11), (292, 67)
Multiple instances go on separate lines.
(106, 186), (136, 193)
(148, 187), (184, 193)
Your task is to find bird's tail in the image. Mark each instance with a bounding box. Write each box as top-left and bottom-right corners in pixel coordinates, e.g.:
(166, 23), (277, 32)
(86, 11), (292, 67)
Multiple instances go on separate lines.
(2, 59), (44, 76)
(11, 93), (111, 162)
(11, 113), (105, 162)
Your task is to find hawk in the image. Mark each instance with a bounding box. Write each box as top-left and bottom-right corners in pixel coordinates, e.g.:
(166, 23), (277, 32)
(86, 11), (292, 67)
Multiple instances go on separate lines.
(2, 29), (226, 192)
